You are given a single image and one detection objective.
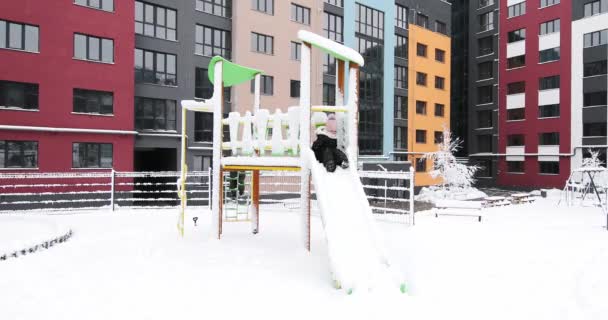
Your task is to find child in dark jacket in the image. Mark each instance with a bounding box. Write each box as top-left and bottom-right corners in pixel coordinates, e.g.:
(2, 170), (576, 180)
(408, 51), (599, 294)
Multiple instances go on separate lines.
(312, 113), (349, 172)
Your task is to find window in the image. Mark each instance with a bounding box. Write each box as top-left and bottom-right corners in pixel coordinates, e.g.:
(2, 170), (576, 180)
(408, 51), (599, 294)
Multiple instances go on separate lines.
(416, 43), (427, 57)
(508, 28), (526, 43)
(584, 60), (607, 77)
(74, 33), (114, 63)
(584, 29), (608, 48)
(435, 76), (445, 89)
(416, 101), (427, 115)
(74, 0), (113, 11)
(436, 21), (447, 35)
(540, 0), (559, 8)
(252, 0), (273, 15)
(584, 0), (608, 17)
(476, 159), (493, 177)
(194, 112), (213, 142)
(584, 123), (607, 136)
(507, 134), (525, 146)
(584, 91), (607, 106)
(250, 75), (273, 95)
(134, 97), (176, 131)
(435, 103), (445, 117)
(479, 12), (494, 32)
(539, 162), (559, 174)
(416, 158), (427, 172)
(395, 95), (407, 119)
(416, 14), (429, 29)
(478, 36), (494, 56)
(477, 135), (493, 152)
(290, 80), (300, 98)
(395, 5), (408, 29)
(0, 140), (37, 168)
(134, 48), (177, 86)
(0, 20), (39, 52)
(540, 19), (560, 35)
(323, 12), (343, 75)
(394, 126), (407, 149)
(325, 0), (343, 7)
(416, 72), (427, 86)
(434, 131), (443, 144)
(291, 3), (310, 25)
(507, 108), (525, 120)
(395, 66), (408, 88)
(478, 61), (493, 79)
(477, 110), (493, 128)
(479, 0), (495, 8)
(195, 68), (231, 101)
(291, 41), (301, 60)
(508, 2), (526, 18)
(507, 81), (525, 94)
(0, 80), (38, 110)
(196, 0), (231, 18)
(73, 89), (113, 115)
(539, 47), (560, 63)
(135, 2), (177, 41)
(72, 143), (112, 168)
(416, 130), (427, 143)
(539, 132), (559, 145)
(539, 104), (560, 118)
(323, 83), (335, 105)
(195, 25), (231, 58)
(477, 85), (493, 104)
(395, 35), (408, 59)
(507, 55), (526, 69)
(539, 75), (560, 90)
(251, 32), (274, 55)
(435, 49), (445, 62)
(507, 161), (524, 173)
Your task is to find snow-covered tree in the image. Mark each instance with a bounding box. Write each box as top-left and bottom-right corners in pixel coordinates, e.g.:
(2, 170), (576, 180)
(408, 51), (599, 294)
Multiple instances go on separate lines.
(421, 127), (478, 190)
(582, 150), (604, 168)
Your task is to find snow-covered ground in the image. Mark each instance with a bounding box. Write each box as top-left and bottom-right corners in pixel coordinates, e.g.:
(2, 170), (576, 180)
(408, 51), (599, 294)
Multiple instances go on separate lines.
(1, 197), (608, 320)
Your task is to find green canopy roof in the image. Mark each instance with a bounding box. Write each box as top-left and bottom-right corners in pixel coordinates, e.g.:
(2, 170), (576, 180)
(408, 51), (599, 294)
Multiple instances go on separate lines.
(208, 56), (263, 87)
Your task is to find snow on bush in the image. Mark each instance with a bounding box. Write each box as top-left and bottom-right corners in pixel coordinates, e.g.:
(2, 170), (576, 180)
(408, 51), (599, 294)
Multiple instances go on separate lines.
(417, 128), (485, 203)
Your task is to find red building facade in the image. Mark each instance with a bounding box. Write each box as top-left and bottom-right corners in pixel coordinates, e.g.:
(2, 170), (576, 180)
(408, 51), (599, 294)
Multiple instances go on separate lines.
(498, 0), (571, 188)
(0, 0), (134, 172)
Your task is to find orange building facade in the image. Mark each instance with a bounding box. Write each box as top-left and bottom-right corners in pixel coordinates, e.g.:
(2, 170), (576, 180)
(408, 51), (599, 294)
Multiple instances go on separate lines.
(407, 25), (452, 186)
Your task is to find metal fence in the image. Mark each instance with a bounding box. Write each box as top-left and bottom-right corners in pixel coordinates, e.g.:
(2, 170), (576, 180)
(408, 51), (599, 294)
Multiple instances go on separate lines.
(0, 170), (210, 212)
(0, 169), (414, 224)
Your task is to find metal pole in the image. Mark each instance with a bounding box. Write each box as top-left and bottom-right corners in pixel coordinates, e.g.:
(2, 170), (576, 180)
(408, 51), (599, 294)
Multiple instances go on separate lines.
(110, 169), (115, 211)
(410, 166), (415, 226)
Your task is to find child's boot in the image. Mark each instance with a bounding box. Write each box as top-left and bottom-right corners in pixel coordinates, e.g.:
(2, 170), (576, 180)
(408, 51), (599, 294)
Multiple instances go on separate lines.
(323, 147), (336, 172)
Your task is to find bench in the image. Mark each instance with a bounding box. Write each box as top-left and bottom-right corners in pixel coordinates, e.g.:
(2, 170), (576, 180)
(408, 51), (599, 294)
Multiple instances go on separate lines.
(434, 200), (484, 222)
(483, 196), (511, 208)
(511, 193), (535, 204)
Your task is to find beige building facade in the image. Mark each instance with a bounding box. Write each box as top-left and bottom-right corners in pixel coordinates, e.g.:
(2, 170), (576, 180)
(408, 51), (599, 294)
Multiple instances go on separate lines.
(231, 0), (325, 113)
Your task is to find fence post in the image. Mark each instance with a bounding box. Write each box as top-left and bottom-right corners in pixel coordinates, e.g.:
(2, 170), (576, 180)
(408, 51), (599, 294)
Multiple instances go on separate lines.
(409, 167), (415, 226)
(384, 179), (387, 215)
(110, 169), (116, 212)
(208, 167), (212, 210)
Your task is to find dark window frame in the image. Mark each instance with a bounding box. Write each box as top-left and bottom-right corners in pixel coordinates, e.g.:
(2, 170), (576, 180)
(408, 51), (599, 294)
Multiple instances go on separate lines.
(0, 80), (39, 110)
(507, 2), (526, 18)
(195, 24), (231, 58)
(539, 47), (560, 63)
(135, 1), (177, 41)
(73, 88), (114, 115)
(74, 33), (114, 63)
(134, 48), (177, 86)
(416, 100), (427, 115)
(0, 19), (39, 53)
(435, 76), (445, 90)
(250, 75), (274, 95)
(416, 72), (427, 86)
(72, 142), (113, 168)
(194, 112), (214, 142)
(0, 140), (38, 168)
(539, 161), (559, 175)
(539, 19), (560, 35)
(195, 0), (232, 18)
(74, 0), (113, 12)
(291, 3), (311, 25)
(252, 0), (274, 15)
(434, 103), (445, 117)
(290, 80), (300, 98)
(251, 32), (274, 55)
(395, 4), (408, 29)
(134, 97), (177, 131)
(507, 161), (525, 173)
(538, 104), (560, 118)
(415, 130), (427, 144)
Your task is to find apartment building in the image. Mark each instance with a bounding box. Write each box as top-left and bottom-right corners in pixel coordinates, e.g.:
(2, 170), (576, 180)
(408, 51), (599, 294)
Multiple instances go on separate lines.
(133, 0), (231, 173)
(0, 0), (135, 172)
(231, 0), (324, 114)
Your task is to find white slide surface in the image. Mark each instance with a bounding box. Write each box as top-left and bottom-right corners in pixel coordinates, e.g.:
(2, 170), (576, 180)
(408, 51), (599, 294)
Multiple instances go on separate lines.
(307, 150), (405, 294)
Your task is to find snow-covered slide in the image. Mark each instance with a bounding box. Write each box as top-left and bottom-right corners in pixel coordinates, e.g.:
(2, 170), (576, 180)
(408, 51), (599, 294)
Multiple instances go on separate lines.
(307, 150), (405, 294)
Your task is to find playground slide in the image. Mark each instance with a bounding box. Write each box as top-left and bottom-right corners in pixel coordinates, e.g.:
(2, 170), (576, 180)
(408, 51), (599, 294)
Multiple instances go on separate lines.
(307, 150), (405, 294)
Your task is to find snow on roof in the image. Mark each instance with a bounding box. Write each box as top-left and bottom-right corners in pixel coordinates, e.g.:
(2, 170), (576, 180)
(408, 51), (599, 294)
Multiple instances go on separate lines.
(297, 30), (364, 66)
